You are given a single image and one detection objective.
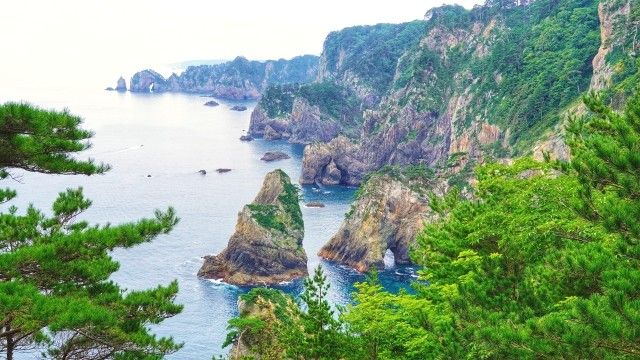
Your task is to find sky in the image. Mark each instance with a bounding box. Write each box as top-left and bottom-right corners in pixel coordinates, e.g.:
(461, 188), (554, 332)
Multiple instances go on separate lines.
(0, 0), (483, 88)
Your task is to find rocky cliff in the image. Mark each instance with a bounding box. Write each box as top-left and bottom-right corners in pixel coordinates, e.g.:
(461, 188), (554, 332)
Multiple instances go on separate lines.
(313, 0), (638, 271)
(250, 0), (637, 187)
(128, 55), (319, 100)
(318, 166), (439, 271)
(247, 21), (427, 143)
(198, 170), (307, 285)
(247, 83), (361, 143)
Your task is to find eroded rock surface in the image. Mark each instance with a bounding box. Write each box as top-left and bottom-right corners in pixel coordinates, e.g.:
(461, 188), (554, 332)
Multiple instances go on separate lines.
(198, 170), (307, 285)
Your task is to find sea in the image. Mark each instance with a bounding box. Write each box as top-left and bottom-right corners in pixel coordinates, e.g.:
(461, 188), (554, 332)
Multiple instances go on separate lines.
(0, 81), (417, 359)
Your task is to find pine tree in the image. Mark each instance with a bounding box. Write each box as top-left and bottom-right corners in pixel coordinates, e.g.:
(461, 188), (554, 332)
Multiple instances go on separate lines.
(0, 102), (182, 359)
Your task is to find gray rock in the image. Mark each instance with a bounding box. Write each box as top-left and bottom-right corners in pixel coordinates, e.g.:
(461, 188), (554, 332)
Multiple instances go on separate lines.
(204, 100), (219, 107)
(230, 105), (248, 112)
(261, 151), (291, 162)
(305, 202), (326, 208)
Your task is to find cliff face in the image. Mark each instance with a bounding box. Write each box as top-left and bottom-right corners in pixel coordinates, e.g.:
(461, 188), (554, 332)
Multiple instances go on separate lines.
(198, 170), (307, 285)
(318, 169), (439, 272)
(252, 0), (637, 187)
(128, 55), (319, 99)
(247, 21), (426, 143)
(311, 0), (639, 271)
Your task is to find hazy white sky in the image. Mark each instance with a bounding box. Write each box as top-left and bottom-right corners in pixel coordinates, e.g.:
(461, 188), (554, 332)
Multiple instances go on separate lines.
(0, 0), (482, 87)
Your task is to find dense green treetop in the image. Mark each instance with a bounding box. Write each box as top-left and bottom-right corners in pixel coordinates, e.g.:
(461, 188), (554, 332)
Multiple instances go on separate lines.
(0, 103), (182, 359)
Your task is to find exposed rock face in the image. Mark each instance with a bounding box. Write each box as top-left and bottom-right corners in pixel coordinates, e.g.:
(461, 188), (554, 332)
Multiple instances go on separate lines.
(590, 0), (631, 91)
(300, 136), (364, 186)
(115, 76), (127, 92)
(247, 88), (354, 144)
(319, 172), (439, 272)
(127, 55), (319, 100)
(198, 170), (307, 285)
(129, 70), (167, 93)
(259, 0), (637, 187)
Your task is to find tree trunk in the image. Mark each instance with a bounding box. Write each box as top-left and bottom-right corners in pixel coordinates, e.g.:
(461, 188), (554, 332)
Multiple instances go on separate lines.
(6, 330), (14, 360)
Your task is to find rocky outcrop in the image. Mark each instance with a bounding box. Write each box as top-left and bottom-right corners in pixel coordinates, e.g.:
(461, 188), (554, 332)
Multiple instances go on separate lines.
(230, 105), (248, 111)
(260, 151), (290, 162)
(115, 76), (127, 92)
(129, 70), (167, 93)
(204, 100), (219, 107)
(198, 170), (307, 285)
(319, 170), (439, 272)
(247, 86), (356, 144)
(127, 55), (319, 100)
(248, 98), (341, 143)
(300, 136), (364, 186)
(590, 0), (632, 91)
(229, 288), (296, 359)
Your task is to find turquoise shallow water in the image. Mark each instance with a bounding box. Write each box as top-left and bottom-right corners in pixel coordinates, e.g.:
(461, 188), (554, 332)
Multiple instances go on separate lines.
(0, 87), (417, 359)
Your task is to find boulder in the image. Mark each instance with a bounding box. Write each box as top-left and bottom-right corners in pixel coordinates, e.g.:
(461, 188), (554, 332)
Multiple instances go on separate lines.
(239, 135), (254, 142)
(204, 100), (220, 107)
(230, 105), (248, 111)
(216, 168), (232, 173)
(198, 170), (307, 285)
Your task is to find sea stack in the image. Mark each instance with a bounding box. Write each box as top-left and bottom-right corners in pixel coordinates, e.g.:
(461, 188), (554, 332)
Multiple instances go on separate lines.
(115, 76), (127, 92)
(198, 169), (307, 285)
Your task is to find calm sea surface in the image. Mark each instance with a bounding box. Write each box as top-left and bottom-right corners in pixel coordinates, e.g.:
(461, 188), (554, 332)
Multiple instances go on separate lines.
(0, 86), (416, 359)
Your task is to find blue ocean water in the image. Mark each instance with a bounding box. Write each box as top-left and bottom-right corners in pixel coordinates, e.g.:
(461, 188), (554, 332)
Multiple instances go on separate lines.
(0, 87), (417, 359)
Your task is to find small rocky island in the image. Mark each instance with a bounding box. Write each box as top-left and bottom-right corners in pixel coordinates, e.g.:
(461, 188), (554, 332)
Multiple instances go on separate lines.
(204, 100), (219, 107)
(230, 105), (248, 111)
(261, 151), (290, 162)
(198, 169), (307, 285)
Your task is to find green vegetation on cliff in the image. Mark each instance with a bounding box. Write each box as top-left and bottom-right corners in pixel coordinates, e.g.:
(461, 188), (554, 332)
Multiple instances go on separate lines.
(0, 103), (182, 359)
(397, 0), (601, 150)
(227, 90), (640, 359)
(247, 170), (303, 234)
(323, 21), (427, 92)
(260, 82), (361, 122)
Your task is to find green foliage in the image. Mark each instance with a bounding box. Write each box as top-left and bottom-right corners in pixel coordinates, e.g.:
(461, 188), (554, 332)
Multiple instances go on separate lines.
(395, 0), (601, 153)
(323, 21), (427, 92)
(247, 204), (285, 233)
(247, 170), (303, 235)
(276, 171), (304, 231)
(223, 266), (352, 359)
(258, 81), (361, 130)
(0, 103), (182, 359)
(229, 92), (640, 359)
(0, 102), (109, 175)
